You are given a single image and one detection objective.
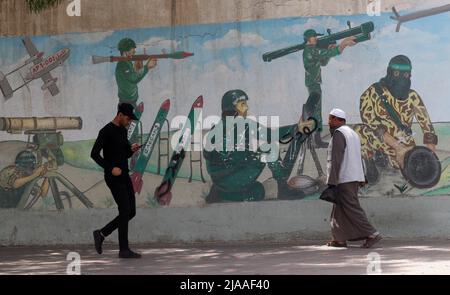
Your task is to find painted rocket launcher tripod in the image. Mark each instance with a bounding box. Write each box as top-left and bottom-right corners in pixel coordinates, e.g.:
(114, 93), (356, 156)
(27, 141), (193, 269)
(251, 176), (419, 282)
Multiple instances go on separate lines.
(0, 117), (93, 210)
(278, 117), (319, 180)
(262, 21), (374, 62)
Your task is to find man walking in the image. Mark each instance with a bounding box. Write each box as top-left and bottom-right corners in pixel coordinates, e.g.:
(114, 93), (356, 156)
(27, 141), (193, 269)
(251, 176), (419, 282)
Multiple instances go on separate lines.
(91, 103), (142, 258)
(326, 108), (382, 248)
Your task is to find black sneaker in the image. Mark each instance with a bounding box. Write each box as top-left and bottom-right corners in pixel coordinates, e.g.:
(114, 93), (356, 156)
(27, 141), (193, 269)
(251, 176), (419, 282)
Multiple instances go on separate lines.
(119, 249), (142, 259)
(93, 230), (104, 255)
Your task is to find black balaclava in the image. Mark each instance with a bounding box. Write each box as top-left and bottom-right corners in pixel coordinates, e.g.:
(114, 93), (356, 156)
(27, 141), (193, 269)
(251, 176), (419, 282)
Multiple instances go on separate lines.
(379, 55), (412, 100)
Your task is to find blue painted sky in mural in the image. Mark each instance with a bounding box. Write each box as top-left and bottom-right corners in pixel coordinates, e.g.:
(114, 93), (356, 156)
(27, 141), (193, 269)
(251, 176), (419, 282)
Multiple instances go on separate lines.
(1, 10), (450, 140)
(1, 11), (449, 71)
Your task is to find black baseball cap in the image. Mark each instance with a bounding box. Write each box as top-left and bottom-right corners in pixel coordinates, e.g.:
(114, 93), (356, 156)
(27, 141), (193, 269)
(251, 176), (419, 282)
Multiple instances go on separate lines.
(118, 103), (138, 120)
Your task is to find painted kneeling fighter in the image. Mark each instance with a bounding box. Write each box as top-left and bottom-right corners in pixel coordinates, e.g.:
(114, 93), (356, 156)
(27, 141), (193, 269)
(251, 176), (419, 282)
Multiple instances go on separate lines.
(204, 90), (317, 203)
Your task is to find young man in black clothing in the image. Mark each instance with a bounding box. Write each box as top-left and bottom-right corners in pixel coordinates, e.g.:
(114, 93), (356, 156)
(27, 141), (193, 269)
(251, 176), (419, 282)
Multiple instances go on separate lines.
(91, 103), (142, 258)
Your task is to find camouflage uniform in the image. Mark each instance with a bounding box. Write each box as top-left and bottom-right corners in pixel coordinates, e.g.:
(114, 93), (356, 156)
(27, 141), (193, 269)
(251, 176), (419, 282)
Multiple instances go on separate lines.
(354, 84), (437, 169)
(0, 166), (26, 208)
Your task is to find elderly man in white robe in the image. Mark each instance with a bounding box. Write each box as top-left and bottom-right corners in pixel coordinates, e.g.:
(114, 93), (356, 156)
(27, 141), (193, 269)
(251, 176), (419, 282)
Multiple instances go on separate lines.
(325, 108), (382, 248)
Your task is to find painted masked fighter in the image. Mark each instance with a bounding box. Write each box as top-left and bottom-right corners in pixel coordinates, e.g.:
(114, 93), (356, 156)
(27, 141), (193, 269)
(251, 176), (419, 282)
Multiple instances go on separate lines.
(354, 55), (438, 183)
(204, 90), (316, 202)
(302, 29), (356, 148)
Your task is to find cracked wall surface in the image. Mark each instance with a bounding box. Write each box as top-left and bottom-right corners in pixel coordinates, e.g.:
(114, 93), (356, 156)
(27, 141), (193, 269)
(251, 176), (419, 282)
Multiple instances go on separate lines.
(1, 0), (426, 37)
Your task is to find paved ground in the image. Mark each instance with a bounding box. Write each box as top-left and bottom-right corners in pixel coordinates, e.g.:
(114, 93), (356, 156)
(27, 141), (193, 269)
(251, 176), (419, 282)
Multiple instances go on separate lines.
(1, 238), (450, 275)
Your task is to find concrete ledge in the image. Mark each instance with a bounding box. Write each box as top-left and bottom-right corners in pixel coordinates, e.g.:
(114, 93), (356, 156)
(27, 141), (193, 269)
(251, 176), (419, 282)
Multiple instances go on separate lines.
(1, 196), (450, 246)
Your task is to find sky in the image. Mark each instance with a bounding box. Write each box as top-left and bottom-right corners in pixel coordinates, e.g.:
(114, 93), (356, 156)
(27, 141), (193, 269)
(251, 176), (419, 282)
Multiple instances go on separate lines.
(1, 5), (450, 141)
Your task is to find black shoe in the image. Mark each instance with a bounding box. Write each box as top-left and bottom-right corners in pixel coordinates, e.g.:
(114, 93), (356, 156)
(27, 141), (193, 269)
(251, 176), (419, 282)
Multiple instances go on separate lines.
(119, 249), (142, 259)
(93, 230), (104, 255)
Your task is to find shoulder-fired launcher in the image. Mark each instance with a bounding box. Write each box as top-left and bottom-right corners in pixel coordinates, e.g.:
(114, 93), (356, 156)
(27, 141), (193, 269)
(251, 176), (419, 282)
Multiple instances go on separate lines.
(262, 21), (374, 62)
(92, 51), (194, 64)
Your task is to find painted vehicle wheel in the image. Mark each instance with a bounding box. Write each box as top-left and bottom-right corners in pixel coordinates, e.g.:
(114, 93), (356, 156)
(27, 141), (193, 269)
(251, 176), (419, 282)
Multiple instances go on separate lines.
(401, 146), (441, 189)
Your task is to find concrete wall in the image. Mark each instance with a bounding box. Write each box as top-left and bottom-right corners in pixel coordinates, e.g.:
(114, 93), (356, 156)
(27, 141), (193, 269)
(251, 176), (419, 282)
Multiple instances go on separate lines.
(2, 196), (450, 246)
(1, 0), (423, 37)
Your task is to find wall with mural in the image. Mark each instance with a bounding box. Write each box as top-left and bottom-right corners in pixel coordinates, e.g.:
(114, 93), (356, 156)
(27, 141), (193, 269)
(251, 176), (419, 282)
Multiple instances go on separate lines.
(1, 3), (450, 211)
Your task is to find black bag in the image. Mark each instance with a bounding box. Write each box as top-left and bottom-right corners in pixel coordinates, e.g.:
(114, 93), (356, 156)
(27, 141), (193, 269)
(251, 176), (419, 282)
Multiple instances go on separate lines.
(319, 185), (338, 204)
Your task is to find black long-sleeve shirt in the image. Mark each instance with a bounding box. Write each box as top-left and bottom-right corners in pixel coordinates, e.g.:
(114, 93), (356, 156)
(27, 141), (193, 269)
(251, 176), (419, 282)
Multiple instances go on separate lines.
(91, 122), (133, 176)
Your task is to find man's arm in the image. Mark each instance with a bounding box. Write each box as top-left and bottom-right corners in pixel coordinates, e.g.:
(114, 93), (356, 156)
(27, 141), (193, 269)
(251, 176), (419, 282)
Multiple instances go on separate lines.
(411, 91), (438, 149)
(13, 166), (46, 189)
(360, 86), (388, 138)
(90, 129), (113, 173)
(313, 46), (340, 65)
(126, 142), (134, 158)
(328, 131), (346, 186)
(119, 62), (149, 84)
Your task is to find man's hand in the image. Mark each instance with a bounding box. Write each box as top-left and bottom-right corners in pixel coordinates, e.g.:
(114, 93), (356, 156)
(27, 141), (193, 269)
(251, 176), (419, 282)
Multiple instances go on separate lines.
(328, 44), (337, 49)
(112, 167), (122, 176)
(426, 144), (437, 153)
(382, 132), (415, 169)
(134, 60), (143, 71)
(33, 163), (48, 178)
(135, 48), (146, 71)
(131, 143), (141, 153)
(298, 118), (316, 135)
(343, 36), (357, 46)
(146, 58), (157, 70)
(339, 37), (357, 53)
(394, 144), (414, 170)
(359, 176), (369, 188)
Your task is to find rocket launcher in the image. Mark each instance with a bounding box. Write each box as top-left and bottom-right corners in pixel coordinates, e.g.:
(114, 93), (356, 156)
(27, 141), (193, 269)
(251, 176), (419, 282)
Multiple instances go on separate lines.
(262, 21), (374, 62)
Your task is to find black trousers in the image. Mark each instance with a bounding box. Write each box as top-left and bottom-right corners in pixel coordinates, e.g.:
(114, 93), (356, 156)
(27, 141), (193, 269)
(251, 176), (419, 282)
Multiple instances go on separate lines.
(100, 174), (136, 251)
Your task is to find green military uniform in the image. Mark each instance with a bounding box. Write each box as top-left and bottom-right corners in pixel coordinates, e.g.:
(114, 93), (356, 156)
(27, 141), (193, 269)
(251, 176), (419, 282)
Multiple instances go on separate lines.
(302, 29), (341, 131)
(115, 38), (149, 108)
(115, 62), (149, 107)
(204, 90), (287, 202)
(205, 119), (290, 202)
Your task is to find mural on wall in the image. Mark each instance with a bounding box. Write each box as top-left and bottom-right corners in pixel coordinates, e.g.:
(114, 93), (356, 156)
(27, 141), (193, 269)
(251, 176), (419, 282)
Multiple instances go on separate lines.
(0, 116), (92, 209)
(1, 3), (450, 210)
(203, 89), (320, 203)
(391, 3), (450, 32)
(0, 37), (69, 100)
(263, 20), (375, 148)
